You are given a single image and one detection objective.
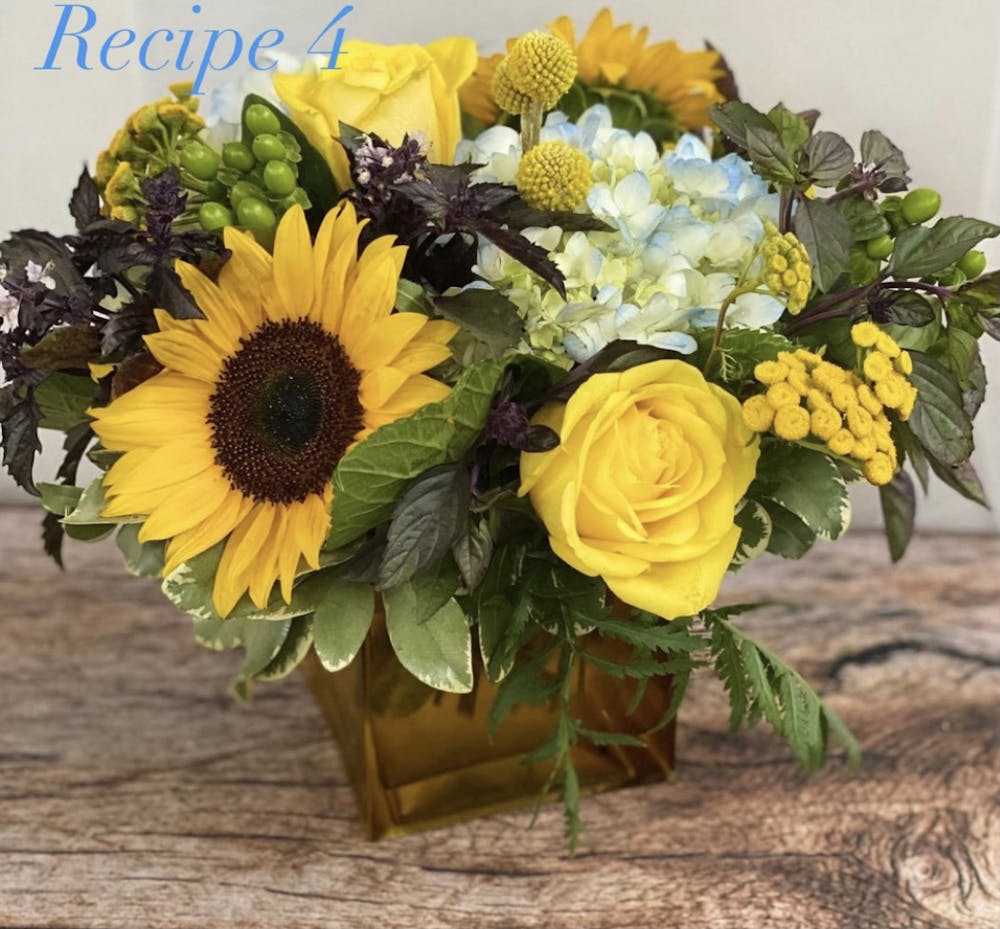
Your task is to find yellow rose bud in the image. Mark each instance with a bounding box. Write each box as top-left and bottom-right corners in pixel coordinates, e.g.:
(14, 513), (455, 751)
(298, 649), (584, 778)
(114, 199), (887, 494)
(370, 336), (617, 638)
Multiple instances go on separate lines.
(895, 350), (913, 376)
(806, 388), (832, 412)
(794, 349), (823, 368)
(898, 385), (919, 420)
(773, 405), (811, 441)
(741, 395), (775, 432)
(274, 37), (477, 189)
(519, 360), (759, 620)
(786, 368), (811, 396)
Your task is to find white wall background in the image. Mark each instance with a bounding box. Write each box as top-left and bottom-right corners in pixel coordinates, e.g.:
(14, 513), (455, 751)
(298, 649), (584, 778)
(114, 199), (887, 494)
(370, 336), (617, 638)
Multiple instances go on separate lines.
(1, 0), (998, 530)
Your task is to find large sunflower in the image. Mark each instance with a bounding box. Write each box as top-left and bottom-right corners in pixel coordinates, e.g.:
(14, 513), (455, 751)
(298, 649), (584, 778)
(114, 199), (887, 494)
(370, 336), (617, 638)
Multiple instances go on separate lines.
(91, 202), (457, 617)
(460, 8), (725, 139)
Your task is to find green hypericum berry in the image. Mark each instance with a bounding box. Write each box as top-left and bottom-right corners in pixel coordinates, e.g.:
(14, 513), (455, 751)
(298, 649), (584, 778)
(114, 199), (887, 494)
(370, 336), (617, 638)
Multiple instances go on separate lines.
(957, 249), (987, 279)
(865, 234), (895, 260)
(222, 141), (256, 174)
(263, 160), (297, 196)
(252, 133), (286, 164)
(180, 141), (221, 181)
(901, 188), (942, 224)
(198, 201), (234, 233)
(229, 180), (266, 209)
(244, 103), (282, 137)
(236, 197), (277, 231)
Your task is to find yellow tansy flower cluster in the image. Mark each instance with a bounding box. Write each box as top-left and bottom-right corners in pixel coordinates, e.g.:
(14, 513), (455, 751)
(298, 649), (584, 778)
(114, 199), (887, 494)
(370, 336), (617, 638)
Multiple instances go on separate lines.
(493, 31), (577, 115)
(516, 140), (592, 210)
(94, 82), (204, 222)
(741, 333), (916, 486)
(760, 221), (812, 315)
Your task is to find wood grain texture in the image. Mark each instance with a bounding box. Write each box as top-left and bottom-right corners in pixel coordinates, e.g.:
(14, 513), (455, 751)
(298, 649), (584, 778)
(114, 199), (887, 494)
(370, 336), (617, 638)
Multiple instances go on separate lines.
(0, 506), (996, 929)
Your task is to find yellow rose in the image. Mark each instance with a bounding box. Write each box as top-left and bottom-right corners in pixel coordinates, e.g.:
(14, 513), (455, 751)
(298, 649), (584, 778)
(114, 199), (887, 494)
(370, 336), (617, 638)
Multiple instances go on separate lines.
(519, 360), (760, 619)
(274, 38), (477, 189)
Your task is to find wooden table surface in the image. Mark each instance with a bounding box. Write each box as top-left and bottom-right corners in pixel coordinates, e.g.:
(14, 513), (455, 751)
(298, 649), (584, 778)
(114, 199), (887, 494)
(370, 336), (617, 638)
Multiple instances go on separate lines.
(0, 506), (997, 929)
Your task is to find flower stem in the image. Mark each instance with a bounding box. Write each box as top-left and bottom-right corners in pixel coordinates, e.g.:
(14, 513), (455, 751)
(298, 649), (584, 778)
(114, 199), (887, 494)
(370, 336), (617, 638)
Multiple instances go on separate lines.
(521, 101), (545, 154)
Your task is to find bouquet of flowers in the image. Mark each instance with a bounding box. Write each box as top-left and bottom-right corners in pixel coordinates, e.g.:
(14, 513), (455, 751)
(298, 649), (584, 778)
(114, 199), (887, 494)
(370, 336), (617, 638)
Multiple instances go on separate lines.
(2, 8), (997, 850)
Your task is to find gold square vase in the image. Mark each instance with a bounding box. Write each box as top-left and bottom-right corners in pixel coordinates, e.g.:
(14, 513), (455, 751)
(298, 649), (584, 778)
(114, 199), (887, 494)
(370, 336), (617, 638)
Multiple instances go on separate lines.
(301, 610), (676, 839)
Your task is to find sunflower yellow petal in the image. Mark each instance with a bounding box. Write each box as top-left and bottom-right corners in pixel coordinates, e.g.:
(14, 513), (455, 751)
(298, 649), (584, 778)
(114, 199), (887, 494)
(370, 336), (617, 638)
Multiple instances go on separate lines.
(162, 490), (253, 577)
(345, 312), (429, 370)
(271, 205), (314, 320)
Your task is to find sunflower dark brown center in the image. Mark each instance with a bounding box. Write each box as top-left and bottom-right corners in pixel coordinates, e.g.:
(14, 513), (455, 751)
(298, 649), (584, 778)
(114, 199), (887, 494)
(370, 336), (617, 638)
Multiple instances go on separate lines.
(207, 319), (363, 504)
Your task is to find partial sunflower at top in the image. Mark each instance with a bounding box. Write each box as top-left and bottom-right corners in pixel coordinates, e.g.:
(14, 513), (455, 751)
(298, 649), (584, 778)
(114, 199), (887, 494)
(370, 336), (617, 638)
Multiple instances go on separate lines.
(460, 7), (727, 145)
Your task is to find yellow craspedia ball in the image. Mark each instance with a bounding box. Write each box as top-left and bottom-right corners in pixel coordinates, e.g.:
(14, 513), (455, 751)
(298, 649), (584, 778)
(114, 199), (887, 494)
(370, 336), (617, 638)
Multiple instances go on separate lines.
(806, 388), (832, 412)
(516, 141), (592, 211)
(851, 321), (881, 348)
(898, 384), (919, 421)
(773, 405), (811, 441)
(852, 435), (878, 462)
(492, 58), (532, 116)
(847, 405), (874, 439)
(863, 452), (896, 486)
(895, 350), (913, 376)
(794, 348), (823, 368)
(506, 31), (578, 108)
(830, 383), (858, 412)
(741, 395), (775, 432)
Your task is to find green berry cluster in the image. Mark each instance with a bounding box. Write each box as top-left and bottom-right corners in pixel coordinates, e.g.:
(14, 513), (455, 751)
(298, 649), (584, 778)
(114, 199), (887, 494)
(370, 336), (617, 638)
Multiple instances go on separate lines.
(857, 187), (986, 286)
(188, 103), (312, 250)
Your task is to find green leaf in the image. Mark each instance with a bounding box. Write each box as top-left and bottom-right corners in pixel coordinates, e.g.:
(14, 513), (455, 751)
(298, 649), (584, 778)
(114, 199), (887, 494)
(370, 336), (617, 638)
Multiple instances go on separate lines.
(731, 500), (773, 569)
(193, 615), (246, 651)
(328, 359), (505, 548)
(707, 614), (860, 769)
(586, 615), (703, 654)
(384, 588), (473, 692)
(709, 101), (775, 149)
(767, 104), (810, 159)
(1, 398), (42, 494)
(881, 291), (936, 327)
(62, 477), (143, 526)
(932, 326), (978, 390)
(879, 470), (916, 563)
(115, 523), (165, 578)
(452, 516), (494, 591)
(19, 324), (101, 372)
(891, 216), (1000, 279)
(433, 289), (523, 359)
(488, 642), (560, 738)
(255, 616), (314, 682)
(306, 575), (374, 672)
(859, 130), (910, 190)
(241, 93), (337, 231)
(395, 278), (435, 314)
(925, 454), (988, 507)
(752, 444), (851, 540)
(230, 619), (292, 700)
(907, 352), (974, 465)
(377, 464), (469, 590)
(702, 327), (796, 384)
(838, 198), (890, 242)
(760, 499), (817, 559)
(800, 132), (854, 187)
(34, 374), (97, 430)
(745, 125), (797, 184)
(793, 197), (853, 292)
(38, 482), (82, 516)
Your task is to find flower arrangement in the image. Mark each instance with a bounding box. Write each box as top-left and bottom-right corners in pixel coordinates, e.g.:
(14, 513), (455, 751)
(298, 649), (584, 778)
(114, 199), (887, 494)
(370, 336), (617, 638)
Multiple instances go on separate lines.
(2, 8), (998, 851)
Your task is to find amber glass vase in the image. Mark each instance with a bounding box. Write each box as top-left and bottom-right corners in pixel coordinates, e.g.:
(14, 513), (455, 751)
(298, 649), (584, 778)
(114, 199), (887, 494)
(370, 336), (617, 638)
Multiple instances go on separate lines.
(301, 608), (676, 839)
